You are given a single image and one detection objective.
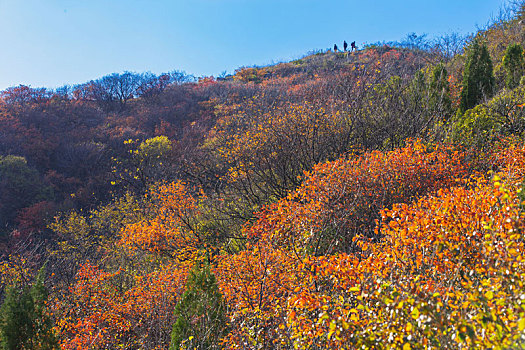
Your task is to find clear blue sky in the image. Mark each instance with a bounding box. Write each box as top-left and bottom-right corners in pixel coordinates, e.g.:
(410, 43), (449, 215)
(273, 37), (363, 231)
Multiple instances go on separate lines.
(0, 0), (507, 90)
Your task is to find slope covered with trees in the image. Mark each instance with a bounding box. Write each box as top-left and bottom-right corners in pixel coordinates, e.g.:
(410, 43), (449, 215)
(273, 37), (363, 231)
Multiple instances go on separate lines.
(2, 2), (525, 349)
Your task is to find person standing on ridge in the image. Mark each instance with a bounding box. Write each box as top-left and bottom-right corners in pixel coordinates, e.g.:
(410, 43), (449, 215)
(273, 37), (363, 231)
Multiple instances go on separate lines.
(351, 41), (357, 51)
(334, 44), (338, 52)
(344, 41), (348, 51)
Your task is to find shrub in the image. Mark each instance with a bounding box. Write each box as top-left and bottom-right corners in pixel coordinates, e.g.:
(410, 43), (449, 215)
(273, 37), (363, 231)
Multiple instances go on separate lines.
(503, 43), (524, 89)
(459, 40), (495, 113)
(0, 265), (58, 350)
(170, 263), (227, 350)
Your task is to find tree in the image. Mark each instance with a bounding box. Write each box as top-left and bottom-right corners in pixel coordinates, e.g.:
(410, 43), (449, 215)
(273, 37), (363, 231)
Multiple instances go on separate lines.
(55, 262), (185, 349)
(112, 136), (174, 193)
(429, 63), (452, 118)
(170, 263), (227, 350)
(408, 70), (427, 108)
(512, 0), (525, 20)
(0, 265), (58, 350)
(433, 32), (467, 62)
(459, 39), (495, 112)
(0, 155), (53, 232)
(1, 86), (51, 106)
(85, 72), (144, 111)
(503, 43), (524, 89)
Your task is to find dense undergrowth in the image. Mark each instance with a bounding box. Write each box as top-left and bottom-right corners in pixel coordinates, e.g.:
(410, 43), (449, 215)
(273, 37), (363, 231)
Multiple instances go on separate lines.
(3, 2), (525, 349)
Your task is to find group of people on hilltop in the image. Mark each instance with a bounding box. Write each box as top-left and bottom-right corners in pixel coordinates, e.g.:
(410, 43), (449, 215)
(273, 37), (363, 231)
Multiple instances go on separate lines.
(334, 40), (356, 52)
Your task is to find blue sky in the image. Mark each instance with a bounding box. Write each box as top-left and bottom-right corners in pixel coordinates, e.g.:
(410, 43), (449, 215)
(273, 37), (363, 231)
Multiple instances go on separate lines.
(0, 0), (507, 90)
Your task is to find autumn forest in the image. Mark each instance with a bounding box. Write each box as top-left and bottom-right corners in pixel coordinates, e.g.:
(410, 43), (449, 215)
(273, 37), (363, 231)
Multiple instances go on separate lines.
(2, 3), (525, 350)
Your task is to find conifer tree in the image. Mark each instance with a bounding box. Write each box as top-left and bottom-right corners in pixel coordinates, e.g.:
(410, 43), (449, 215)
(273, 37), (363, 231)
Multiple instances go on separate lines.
(429, 63), (452, 117)
(0, 265), (58, 350)
(503, 43), (524, 89)
(170, 263), (227, 350)
(459, 39), (495, 113)
(408, 70), (427, 107)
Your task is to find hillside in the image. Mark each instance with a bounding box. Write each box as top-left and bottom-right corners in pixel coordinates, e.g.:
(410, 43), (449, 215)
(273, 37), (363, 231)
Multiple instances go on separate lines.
(2, 3), (525, 349)
(0, 41), (437, 245)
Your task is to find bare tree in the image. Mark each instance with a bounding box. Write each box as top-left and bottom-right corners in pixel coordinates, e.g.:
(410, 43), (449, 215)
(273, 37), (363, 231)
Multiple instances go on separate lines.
(83, 72), (145, 111)
(432, 32), (468, 61)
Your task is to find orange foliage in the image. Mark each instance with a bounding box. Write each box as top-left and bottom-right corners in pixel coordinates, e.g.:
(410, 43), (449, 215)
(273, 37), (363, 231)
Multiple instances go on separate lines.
(234, 67), (268, 84)
(51, 141), (525, 349)
(216, 140), (473, 348)
(56, 262), (188, 349)
(55, 181), (208, 349)
(284, 172), (525, 349)
(216, 140), (525, 348)
(491, 137), (525, 178)
(247, 140), (470, 252)
(120, 181), (203, 260)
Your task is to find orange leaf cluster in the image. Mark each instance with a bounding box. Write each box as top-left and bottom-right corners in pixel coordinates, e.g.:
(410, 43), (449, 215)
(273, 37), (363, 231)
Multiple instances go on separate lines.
(247, 140), (470, 252)
(216, 144), (525, 348)
(56, 262), (188, 349)
(216, 140), (474, 348)
(119, 181), (202, 260)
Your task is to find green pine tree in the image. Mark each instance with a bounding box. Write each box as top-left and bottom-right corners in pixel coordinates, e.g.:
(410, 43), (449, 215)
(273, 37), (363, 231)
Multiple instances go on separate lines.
(408, 70), (427, 108)
(429, 63), (452, 118)
(503, 43), (524, 89)
(170, 263), (227, 350)
(0, 264), (58, 350)
(459, 39), (495, 113)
